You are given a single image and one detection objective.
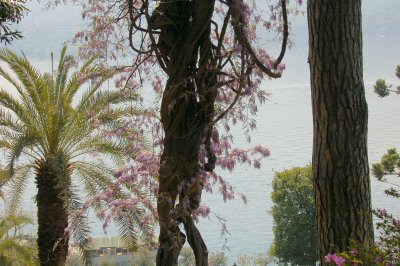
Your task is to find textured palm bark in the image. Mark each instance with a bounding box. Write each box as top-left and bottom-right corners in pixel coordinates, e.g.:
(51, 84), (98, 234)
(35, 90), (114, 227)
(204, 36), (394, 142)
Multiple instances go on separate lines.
(35, 159), (69, 266)
(154, 1), (216, 265)
(307, 1), (374, 263)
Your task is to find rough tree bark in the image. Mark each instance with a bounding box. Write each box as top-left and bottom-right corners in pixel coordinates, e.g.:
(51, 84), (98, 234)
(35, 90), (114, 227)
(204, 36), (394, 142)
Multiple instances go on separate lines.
(307, 0), (374, 263)
(154, 1), (217, 265)
(35, 158), (69, 266)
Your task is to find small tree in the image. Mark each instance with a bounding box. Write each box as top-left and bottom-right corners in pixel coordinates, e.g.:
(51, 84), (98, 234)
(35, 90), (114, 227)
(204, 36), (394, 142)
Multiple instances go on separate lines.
(133, 247), (157, 266)
(0, 213), (38, 265)
(178, 246), (195, 266)
(236, 253), (272, 266)
(269, 165), (318, 265)
(208, 252), (228, 266)
(371, 148), (400, 263)
(0, 0), (29, 44)
(374, 65), (400, 97)
(178, 246), (227, 266)
(372, 148), (400, 198)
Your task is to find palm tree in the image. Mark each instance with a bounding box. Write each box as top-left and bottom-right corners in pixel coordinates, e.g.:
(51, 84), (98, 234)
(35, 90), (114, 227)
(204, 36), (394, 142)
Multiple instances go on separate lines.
(0, 213), (38, 265)
(0, 47), (147, 265)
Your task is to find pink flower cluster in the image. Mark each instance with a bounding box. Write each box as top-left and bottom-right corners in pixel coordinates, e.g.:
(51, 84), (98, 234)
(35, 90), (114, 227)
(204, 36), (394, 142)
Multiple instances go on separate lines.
(377, 208), (387, 217)
(325, 254), (345, 266)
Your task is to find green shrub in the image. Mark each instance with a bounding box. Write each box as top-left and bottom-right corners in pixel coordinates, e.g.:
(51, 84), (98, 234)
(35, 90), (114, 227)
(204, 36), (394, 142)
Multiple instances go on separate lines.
(269, 165), (318, 265)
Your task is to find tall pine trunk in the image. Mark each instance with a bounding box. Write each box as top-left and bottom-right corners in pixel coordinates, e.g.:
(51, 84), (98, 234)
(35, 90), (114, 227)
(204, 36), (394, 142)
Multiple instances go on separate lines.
(35, 158), (69, 266)
(307, 1), (374, 263)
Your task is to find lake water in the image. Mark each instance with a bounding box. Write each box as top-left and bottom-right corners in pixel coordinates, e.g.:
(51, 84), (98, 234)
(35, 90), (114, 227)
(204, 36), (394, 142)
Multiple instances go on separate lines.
(2, 6), (400, 264)
(195, 34), (400, 261)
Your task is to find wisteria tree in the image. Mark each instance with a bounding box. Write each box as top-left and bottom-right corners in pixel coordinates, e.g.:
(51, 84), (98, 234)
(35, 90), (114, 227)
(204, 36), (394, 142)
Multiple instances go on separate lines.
(48, 0), (301, 265)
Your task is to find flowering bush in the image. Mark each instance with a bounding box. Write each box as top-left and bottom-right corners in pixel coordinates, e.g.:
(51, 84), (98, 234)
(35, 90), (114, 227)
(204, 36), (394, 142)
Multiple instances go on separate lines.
(324, 253), (345, 266)
(324, 214), (399, 265)
(325, 238), (396, 265)
(374, 209), (400, 262)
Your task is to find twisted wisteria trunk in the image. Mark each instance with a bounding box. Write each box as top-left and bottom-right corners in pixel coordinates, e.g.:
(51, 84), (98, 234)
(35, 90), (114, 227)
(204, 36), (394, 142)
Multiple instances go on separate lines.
(154, 1), (217, 265)
(158, 74), (217, 264)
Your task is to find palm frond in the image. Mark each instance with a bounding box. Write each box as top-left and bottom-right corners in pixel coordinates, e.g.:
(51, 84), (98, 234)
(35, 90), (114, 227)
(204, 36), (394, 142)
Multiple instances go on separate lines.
(6, 164), (33, 215)
(55, 46), (69, 95)
(59, 124), (93, 157)
(97, 106), (145, 125)
(0, 49), (48, 111)
(60, 88), (113, 148)
(0, 65), (28, 101)
(72, 161), (114, 198)
(0, 89), (29, 124)
(0, 50), (52, 143)
(0, 108), (23, 132)
(55, 47), (74, 117)
(64, 57), (113, 106)
(68, 185), (92, 263)
(6, 135), (37, 179)
(0, 167), (8, 188)
(71, 137), (127, 164)
(114, 207), (150, 252)
(61, 115), (129, 160)
(0, 139), (13, 150)
(0, 127), (19, 139)
(90, 90), (139, 111)
(69, 73), (116, 118)
(61, 91), (137, 146)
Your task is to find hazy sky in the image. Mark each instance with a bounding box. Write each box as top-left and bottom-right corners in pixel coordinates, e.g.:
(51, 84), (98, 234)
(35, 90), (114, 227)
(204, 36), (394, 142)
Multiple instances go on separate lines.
(6, 0), (400, 60)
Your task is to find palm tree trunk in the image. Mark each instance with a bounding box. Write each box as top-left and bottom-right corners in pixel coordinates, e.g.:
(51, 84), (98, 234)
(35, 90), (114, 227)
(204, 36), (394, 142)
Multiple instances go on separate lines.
(35, 159), (69, 266)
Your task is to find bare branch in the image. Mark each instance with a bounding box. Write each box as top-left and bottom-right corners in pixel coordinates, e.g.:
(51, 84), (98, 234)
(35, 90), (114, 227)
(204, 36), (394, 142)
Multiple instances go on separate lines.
(273, 0), (288, 69)
(229, 0), (288, 78)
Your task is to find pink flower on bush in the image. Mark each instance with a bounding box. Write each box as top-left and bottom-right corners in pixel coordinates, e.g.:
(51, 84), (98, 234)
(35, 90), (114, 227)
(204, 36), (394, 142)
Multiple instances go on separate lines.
(350, 248), (359, 256)
(325, 254), (345, 266)
(377, 208), (387, 217)
(324, 254), (334, 263)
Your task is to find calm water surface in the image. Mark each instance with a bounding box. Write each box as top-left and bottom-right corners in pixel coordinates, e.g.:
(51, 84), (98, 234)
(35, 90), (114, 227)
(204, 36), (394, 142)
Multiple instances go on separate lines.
(196, 31), (400, 261)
